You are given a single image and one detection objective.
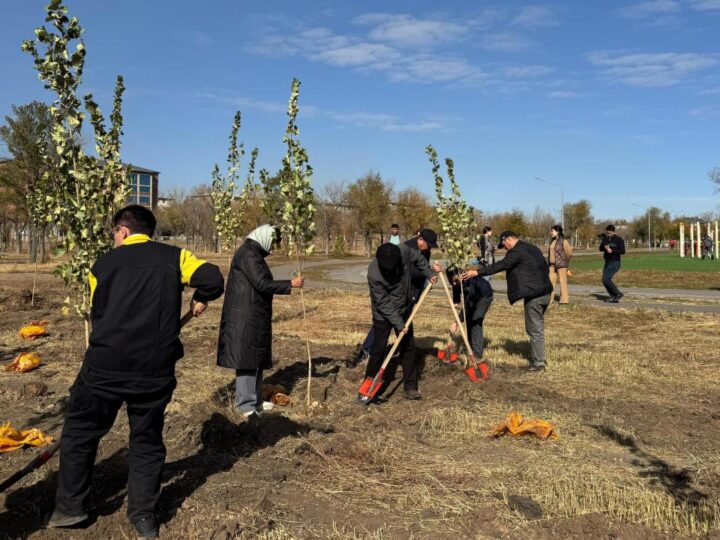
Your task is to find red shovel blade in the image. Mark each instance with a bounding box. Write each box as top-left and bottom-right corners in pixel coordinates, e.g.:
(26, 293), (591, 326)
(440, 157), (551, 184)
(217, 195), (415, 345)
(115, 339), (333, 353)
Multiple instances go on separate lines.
(358, 371), (384, 404)
(465, 360), (492, 383)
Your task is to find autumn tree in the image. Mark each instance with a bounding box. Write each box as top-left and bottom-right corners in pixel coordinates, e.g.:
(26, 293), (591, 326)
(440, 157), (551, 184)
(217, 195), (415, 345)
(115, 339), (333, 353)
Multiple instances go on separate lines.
(563, 199), (594, 247)
(395, 187), (436, 238)
(0, 101), (54, 262)
(346, 172), (392, 256)
(316, 181), (348, 255)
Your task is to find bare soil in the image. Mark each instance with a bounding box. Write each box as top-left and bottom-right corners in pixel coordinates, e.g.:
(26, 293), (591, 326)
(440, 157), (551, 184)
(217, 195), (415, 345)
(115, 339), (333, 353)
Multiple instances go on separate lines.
(1, 267), (719, 539)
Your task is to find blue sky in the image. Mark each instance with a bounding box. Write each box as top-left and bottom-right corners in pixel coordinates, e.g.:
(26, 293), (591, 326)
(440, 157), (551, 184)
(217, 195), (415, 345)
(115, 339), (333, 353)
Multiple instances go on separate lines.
(2, 1), (719, 221)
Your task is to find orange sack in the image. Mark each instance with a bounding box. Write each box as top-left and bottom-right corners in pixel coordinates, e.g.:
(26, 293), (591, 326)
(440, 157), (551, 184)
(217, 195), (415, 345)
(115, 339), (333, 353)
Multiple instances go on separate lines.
(5, 352), (42, 373)
(18, 320), (49, 340)
(492, 411), (559, 440)
(0, 422), (54, 452)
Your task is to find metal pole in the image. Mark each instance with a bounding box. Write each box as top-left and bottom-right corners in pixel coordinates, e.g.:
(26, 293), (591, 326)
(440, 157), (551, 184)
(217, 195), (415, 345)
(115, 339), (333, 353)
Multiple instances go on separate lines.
(715, 221), (719, 260)
(648, 213), (651, 252)
(697, 222), (702, 258)
(560, 187), (565, 232)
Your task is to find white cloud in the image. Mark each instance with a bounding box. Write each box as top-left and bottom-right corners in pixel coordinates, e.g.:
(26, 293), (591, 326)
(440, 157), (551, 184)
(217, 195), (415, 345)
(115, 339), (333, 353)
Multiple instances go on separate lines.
(618, 1), (681, 19)
(311, 43), (399, 67)
(689, 106), (720, 118)
(354, 13), (468, 47)
(190, 31), (213, 48)
(502, 65), (554, 78)
(548, 90), (581, 98)
(587, 51), (719, 87)
(511, 6), (559, 28)
(688, 0), (720, 11)
(482, 33), (534, 51)
(328, 111), (447, 132)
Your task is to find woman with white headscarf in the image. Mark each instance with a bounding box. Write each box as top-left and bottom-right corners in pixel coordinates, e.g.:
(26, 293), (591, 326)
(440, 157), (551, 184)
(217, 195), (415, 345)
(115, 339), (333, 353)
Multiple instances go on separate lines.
(217, 225), (304, 419)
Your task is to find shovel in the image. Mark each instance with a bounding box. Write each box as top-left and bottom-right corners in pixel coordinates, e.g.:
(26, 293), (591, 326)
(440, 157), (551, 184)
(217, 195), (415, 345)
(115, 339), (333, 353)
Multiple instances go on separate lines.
(438, 272), (491, 383)
(357, 281), (434, 405)
(0, 307), (195, 495)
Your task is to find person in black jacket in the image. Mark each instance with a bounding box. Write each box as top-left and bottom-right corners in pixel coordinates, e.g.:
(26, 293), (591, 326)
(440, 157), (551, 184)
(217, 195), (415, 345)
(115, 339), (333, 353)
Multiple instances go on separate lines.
(462, 231), (553, 372)
(50, 205), (224, 537)
(357, 229), (438, 363)
(447, 267), (493, 359)
(599, 224), (626, 303)
(216, 225), (304, 418)
(366, 242), (441, 400)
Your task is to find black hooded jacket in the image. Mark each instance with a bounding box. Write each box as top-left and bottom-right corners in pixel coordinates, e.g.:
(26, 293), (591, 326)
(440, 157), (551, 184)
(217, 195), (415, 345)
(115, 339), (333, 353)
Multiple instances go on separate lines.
(367, 243), (433, 331)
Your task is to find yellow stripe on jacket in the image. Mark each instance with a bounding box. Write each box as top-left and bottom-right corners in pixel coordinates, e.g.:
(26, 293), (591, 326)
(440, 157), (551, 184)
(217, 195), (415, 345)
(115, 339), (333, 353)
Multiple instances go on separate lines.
(87, 234), (207, 304)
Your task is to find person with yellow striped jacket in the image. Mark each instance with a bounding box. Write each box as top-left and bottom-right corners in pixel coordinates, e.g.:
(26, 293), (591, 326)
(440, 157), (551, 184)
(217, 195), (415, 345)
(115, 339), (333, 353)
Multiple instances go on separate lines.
(49, 205), (224, 538)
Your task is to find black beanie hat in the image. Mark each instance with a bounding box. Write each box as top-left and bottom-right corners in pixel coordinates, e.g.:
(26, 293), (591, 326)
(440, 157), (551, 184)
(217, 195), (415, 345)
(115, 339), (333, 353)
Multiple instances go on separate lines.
(376, 243), (402, 271)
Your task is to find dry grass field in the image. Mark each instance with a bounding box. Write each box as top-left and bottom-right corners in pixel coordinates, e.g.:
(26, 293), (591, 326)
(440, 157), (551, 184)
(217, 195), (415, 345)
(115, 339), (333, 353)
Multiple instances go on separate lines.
(1, 264), (719, 539)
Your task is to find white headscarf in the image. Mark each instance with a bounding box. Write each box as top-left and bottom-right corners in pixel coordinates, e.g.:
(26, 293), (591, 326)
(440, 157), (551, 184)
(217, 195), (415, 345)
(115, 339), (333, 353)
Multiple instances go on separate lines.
(247, 224), (277, 253)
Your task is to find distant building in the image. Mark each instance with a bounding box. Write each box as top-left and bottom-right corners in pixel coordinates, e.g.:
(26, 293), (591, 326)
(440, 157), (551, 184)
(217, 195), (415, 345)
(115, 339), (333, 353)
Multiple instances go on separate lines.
(126, 165), (160, 210)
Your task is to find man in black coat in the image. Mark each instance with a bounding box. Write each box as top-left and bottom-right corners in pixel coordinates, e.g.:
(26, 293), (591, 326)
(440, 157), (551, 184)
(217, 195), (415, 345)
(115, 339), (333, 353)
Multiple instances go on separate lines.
(357, 229), (439, 362)
(216, 225), (304, 418)
(365, 242), (441, 400)
(462, 231), (553, 372)
(599, 224), (626, 302)
(50, 205), (224, 537)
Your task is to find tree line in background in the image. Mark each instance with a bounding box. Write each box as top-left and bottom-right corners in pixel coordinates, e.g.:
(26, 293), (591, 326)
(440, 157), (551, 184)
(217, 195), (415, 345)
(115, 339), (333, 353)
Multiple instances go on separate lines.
(2, 107), (720, 259)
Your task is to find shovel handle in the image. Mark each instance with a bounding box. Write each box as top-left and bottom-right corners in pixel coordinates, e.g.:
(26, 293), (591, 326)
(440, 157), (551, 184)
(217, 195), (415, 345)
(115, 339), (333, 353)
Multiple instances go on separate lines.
(438, 272), (474, 367)
(371, 280), (435, 383)
(179, 308), (194, 328)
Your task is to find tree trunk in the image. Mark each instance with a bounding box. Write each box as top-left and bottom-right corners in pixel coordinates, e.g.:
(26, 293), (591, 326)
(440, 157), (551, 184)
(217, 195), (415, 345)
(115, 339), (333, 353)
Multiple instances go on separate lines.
(15, 227), (23, 254)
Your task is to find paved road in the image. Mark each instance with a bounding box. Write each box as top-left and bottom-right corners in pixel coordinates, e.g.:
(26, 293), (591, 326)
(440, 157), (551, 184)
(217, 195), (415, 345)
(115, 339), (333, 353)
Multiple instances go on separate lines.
(272, 258), (720, 314)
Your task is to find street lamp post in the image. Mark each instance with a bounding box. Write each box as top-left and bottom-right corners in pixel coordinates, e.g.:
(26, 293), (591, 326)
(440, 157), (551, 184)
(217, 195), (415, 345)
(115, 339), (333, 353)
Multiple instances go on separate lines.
(534, 177), (564, 231)
(632, 203), (652, 252)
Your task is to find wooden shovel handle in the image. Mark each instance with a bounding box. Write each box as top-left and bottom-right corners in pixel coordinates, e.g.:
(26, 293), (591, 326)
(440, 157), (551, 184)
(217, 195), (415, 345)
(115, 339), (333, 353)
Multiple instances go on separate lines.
(438, 272), (474, 367)
(180, 308), (194, 328)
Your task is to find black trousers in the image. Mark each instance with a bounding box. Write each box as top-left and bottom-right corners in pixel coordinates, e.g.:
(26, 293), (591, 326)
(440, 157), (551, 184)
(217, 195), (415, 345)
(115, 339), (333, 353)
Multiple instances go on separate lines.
(55, 376), (174, 521)
(365, 318), (419, 391)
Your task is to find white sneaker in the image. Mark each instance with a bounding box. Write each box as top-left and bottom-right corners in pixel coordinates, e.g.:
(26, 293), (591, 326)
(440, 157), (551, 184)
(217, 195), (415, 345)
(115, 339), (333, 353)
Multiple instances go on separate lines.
(257, 401), (274, 412)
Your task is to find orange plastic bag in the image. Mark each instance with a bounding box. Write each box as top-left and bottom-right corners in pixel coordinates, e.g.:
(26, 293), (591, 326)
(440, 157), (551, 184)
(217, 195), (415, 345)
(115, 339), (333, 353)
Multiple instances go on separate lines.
(0, 422), (54, 452)
(5, 352), (42, 373)
(492, 411), (558, 440)
(18, 320), (49, 340)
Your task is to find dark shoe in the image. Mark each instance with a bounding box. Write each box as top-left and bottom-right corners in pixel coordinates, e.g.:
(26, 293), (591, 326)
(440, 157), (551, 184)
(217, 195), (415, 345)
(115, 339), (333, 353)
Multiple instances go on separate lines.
(133, 516), (159, 538)
(403, 389), (422, 400)
(47, 509), (89, 528)
(526, 364), (546, 373)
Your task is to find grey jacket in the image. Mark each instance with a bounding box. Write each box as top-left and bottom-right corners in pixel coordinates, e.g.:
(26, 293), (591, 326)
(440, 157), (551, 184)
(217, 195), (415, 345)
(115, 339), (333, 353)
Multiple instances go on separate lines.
(367, 243), (434, 331)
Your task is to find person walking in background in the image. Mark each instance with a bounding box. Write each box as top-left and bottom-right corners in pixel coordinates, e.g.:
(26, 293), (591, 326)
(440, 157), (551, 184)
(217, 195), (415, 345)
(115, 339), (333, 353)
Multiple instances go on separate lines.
(389, 224), (401, 245)
(217, 225), (304, 420)
(548, 225), (573, 305)
(50, 205), (224, 538)
(599, 224), (626, 303)
(477, 226), (496, 281)
(462, 231), (553, 372)
(702, 235), (714, 260)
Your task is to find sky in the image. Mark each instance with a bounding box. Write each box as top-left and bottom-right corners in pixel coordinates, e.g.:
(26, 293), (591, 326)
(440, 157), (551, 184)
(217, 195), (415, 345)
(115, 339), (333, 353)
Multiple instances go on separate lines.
(1, 0), (719, 221)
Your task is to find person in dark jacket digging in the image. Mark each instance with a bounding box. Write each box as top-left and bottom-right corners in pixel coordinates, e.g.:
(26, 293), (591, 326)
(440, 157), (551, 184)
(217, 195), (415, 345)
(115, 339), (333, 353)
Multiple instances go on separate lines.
(49, 205), (224, 538)
(365, 242), (441, 400)
(217, 225), (304, 419)
(462, 231), (553, 372)
(358, 229), (439, 363)
(447, 266), (494, 360)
